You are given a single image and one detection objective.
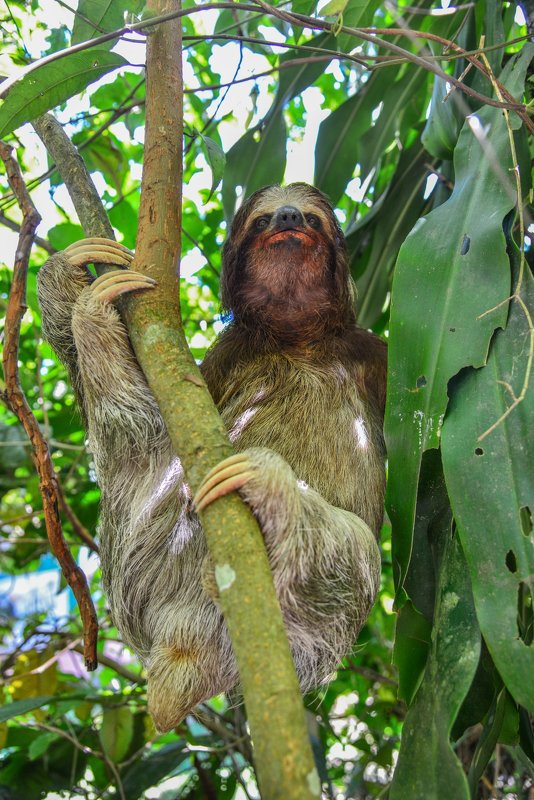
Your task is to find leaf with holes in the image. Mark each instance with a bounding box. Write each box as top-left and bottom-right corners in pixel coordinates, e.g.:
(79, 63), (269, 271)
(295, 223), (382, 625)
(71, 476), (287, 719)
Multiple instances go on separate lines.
(441, 264), (534, 712)
(385, 44), (534, 598)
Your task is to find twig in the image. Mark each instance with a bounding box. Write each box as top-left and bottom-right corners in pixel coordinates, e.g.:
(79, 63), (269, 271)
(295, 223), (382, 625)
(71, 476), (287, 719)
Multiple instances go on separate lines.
(55, 480), (99, 553)
(32, 115), (114, 241)
(71, 644), (145, 684)
(0, 140), (98, 670)
(0, 210), (54, 252)
(251, 0), (534, 127)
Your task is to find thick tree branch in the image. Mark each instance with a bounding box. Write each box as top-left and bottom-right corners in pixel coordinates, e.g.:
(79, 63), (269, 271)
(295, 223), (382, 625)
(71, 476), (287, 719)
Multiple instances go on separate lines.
(33, 114), (113, 240)
(120, 2), (319, 797)
(0, 140), (98, 670)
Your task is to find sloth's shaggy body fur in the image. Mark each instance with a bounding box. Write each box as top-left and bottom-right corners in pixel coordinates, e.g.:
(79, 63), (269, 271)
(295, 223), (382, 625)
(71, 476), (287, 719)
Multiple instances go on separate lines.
(37, 183), (386, 731)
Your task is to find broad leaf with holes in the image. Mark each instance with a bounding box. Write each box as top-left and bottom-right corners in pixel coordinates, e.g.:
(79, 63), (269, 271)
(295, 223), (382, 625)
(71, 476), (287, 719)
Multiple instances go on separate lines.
(441, 263), (534, 712)
(385, 45), (534, 596)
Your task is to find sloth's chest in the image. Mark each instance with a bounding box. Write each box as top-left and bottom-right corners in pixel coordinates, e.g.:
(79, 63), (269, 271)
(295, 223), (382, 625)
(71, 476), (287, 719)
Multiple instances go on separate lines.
(218, 362), (382, 512)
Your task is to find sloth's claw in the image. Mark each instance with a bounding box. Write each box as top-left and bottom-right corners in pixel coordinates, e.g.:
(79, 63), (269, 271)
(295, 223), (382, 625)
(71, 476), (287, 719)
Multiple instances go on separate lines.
(90, 270), (157, 304)
(194, 454), (254, 511)
(64, 237), (134, 269)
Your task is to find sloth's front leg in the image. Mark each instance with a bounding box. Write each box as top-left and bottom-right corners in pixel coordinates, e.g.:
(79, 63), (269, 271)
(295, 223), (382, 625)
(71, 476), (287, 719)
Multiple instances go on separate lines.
(194, 447), (302, 544)
(68, 241), (166, 472)
(37, 238), (135, 404)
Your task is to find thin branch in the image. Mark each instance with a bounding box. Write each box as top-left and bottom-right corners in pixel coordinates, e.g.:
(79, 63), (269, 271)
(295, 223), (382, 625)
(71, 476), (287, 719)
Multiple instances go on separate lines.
(0, 140), (98, 671)
(33, 115), (114, 241)
(0, 3), (265, 100)
(251, 0), (534, 126)
(71, 644), (145, 683)
(0, 210), (55, 252)
(55, 479), (99, 554)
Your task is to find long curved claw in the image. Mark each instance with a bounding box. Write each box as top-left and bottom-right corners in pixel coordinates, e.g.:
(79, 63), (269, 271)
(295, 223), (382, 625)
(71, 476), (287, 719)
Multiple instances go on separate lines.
(90, 270), (157, 304)
(64, 238), (134, 269)
(193, 454), (254, 512)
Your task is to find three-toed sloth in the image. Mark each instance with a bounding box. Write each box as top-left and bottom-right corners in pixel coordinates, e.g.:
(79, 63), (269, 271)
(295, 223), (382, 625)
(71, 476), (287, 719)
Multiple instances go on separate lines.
(38, 183), (387, 731)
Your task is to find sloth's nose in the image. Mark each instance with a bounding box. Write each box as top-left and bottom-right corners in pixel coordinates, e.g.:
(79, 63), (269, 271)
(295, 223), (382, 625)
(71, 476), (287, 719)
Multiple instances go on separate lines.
(273, 205), (305, 230)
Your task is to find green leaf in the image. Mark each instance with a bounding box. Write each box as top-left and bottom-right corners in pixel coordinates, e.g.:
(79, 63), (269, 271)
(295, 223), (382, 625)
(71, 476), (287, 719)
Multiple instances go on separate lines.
(347, 137), (432, 327)
(199, 134), (226, 200)
(0, 422), (28, 470)
(71, 0), (136, 46)
(0, 695), (54, 723)
(422, 76), (463, 160)
(275, 32), (336, 111)
(357, 66), (426, 183)
(320, 0), (348, 17)
(47, 222), (84, 251)
(121, 742), (191, 800)
(389, 531), (480, 800)
(222, 112), (286, 221)
(335, 0), (381, 52)
(29, 731), (60, 760)
(392, 600), (432, 705)
(315, 69), (389, 205)
(441, 263), (534, 712)
(99, 705), (134, 762)
(468, 689), (517, 793)
(385, 45), (534, 598)
(0, 50), (128, 139)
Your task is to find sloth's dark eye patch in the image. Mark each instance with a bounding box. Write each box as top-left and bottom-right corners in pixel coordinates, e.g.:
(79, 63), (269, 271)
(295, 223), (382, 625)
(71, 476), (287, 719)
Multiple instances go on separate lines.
(254, 215), (271, 231)
(305, 214), (320, 229)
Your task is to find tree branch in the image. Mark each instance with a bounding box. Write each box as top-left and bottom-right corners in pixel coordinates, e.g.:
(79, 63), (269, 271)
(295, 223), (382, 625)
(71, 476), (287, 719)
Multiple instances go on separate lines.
(120, 2), (319, 797)
(0, 140), (98, 670)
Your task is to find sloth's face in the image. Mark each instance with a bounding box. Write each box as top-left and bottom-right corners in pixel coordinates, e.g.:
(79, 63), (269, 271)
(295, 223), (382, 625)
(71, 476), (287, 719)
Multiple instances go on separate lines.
(235, 184), (342, 255)
(221, 183), (353, 334)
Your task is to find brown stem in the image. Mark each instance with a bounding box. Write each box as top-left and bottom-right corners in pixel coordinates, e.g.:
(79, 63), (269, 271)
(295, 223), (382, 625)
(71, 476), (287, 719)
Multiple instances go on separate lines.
(0, 140), (98, 670)
(56, 480), (99, 554)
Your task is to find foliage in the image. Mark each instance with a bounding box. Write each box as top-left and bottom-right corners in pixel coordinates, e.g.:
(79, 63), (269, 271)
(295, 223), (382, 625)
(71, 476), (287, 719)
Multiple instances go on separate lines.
(0, 1), (532, 798)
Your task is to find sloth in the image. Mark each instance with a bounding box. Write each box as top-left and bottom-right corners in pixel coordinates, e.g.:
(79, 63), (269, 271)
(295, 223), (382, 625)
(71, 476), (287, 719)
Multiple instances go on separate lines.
(37, 183), (387, 731)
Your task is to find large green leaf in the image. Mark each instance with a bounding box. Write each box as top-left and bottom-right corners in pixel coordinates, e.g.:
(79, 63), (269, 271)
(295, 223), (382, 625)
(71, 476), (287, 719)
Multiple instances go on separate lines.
(222, 112), (287, 221)
(121, 742), (191, 800)
(71, 0), (137, 46)
(99, 706), (134, 763)
(315, 65), (426, 206)
(314, 69), (389, 205)
(222, 28), (339, 220)
(0, 50), (127, 139)
(441, 264), (534, 711)
(393, 449), (452, 703)
(347, 137), (432, 327)
(389, 530), (480, 800)
(275, 33), (337, 111)
(385, 45), (534, 597)
(357, 65), (426, 184)
(335, 0), (381, 52)
(421, 76), (463, 160)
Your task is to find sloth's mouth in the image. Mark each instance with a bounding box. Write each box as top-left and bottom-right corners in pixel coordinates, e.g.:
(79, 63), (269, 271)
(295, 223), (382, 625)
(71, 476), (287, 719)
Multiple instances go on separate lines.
(267, 229), (314, 245)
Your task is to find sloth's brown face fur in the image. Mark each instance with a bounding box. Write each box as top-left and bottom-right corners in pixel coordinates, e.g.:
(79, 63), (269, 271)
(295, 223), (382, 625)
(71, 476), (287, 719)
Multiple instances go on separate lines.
(221, 184), (355, 342)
